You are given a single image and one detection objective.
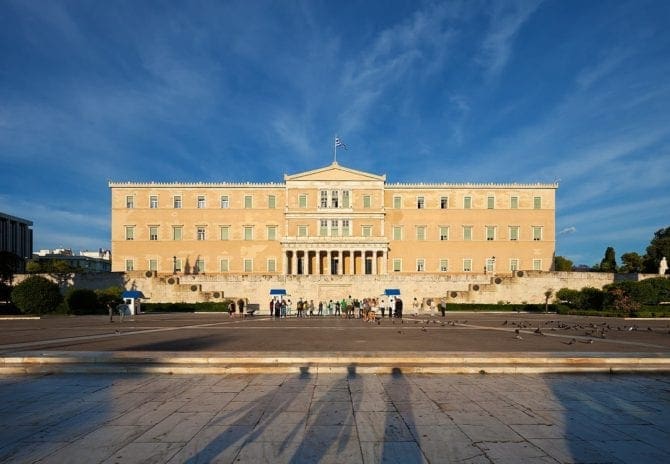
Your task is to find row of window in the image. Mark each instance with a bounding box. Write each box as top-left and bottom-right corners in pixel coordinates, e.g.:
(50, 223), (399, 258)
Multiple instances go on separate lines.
(124, 224), (544, 241)
(125, 257), (542, 273)
(124, 193), (544, 210)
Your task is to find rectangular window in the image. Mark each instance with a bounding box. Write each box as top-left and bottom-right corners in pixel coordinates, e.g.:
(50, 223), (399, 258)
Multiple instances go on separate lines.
(439, 226), (449, 241)
(534, 196), (542, 209)
(126, 196), (134, 208)
(416, 259), (425, 272)
(267, 226), (277, 241)
(197, 227), (206, 241)
(510, 259), (519, 271)
(195, 259), (204, 273)
(362, 225), (372, 237)
(125, 226), (135, 241)
(298, 225), (308, 237)
(363, 195), (371, 209)
(268, 195), (276, 209)
(320, 219), (328, 237)
(149, 195), (158, 209)
(393, 196), (401, 209)
(244, 226), (253, 241)
(148, 259), (157, 271)
(125, 259), (134, 271)
(342, 219), (350, 236)
(417, 196), (425, 209)
(439, 259), (449, 272)
(463, 196), (472, 209)
(487, 196), (494, 209)
(244, 195), (252, 209)
(174, 258), (182, 273)
(267, 258), (276, 273)
(149, 226), (158, 241)
(342, 190), (350, 208)
(486, 226), (495, 241)
(320, 191), (328, 208)
(197, 195), (206, 208)
(416, 226), (426, 241)
(486, 257), (495, 273)
(220, 195), (229, 208)
(509, 226), (519, 241)
(393, 258), (402, 272)
(510, 196), (519, 209)
(393, 226), (402, 240)
(174, 196), (182, 209)
(299, 194), (307, 208)
(440, 196), (448, 209)
(172, 226), (182, 241)
(243, 259), (253, 273)
(331, 220), (338, 236)
(331, 190), (339, 208)
(533, 226), (542, 241)
(463, 226), (472, 241)
(220, 259), (229, 272)
(533, 259), (542, 271)
(220, 226), (229, 240)
(463, 259), (472, 272)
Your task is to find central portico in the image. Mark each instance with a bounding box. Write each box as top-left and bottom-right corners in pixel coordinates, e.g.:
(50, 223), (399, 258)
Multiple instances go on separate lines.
(281, 162), (389, 275)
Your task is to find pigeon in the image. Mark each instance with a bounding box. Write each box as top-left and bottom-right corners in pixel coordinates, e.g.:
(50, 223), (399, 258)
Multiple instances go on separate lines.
(503, 320), (508, 326)
(421, 327), (427, 333)
(515, 328), (520, 334)
(534, 327), (543, 335)
(398, 330), (402, 334)
(647, 327), (653, 332)
(566, 338), (577, 345)
(514, 335), (523, 340)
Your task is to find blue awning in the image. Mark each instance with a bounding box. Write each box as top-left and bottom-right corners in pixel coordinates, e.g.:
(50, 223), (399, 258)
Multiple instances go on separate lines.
(270, 289), (287, 295)
(384, 289), (401, 296)
(122, 290), (146, 299)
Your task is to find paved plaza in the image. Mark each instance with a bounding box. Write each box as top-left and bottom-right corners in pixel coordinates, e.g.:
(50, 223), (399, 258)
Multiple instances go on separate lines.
(1, 313), (669, 462)
(0, 371), (669, 463)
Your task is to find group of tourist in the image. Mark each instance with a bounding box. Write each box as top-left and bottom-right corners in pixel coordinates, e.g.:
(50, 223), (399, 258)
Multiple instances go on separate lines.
(268, 295), (404, 320)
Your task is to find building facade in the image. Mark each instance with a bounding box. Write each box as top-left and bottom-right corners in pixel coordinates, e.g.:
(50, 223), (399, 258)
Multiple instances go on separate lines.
(0, 211), (33, 273)
(110, 162), (557, 277)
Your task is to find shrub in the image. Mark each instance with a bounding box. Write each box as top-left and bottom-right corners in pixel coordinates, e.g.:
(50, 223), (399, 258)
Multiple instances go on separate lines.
(578, 287), (605, 310)
(556, 288), (581, 307)
(66, 288), (101, 315)
(11, 276), (62, 314)
(141, 301), (232, 313)
(95, 286), (124, 309)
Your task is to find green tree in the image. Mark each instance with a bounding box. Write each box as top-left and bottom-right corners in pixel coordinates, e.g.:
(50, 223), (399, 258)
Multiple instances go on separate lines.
(555, 288), (581, 307)
(543, 289), (553, 313)
(578, 287), (605, 310)
(619, 252), (643, 273)
(66, 288), (100, 315)
(599, 247), (617, 272)
(643, 226), (670, 273)
(95, 286), (124, 309)
(11, 276), (62, 314)
(554, 256), (573, 271)
(0, 251), (21, 284)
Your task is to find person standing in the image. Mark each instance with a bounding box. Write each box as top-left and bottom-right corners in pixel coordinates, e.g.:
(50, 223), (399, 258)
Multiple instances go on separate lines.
(412, 297), (420, 316)
(275, 298), (282, 318)
(395, 297), (403, 319)
(380, 297), (386, 318)
(308, 300), (314, 317)
(238, 298), (245, 317)
(229, 300), (236, 317)
(318, 301), (323, 316)
(270, 298), (275, 318)
(280, 299), (287, 318)
(334, 300), (341, 317)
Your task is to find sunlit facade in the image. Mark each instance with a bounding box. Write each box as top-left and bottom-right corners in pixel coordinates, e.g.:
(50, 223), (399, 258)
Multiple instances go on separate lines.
(110, 162), (556, 276)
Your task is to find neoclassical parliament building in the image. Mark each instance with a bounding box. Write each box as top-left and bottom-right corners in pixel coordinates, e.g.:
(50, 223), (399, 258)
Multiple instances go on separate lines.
(110, 162), (557, 278)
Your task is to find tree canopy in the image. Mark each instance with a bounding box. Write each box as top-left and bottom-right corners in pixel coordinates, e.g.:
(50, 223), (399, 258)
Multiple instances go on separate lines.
(643, 227), (670, 273)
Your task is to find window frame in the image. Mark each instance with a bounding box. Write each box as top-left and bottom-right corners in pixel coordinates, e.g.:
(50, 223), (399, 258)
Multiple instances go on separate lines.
(220, 195), (229, 208)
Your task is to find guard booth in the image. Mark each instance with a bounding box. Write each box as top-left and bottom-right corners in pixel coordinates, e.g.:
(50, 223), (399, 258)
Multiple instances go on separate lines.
(121, 290), (145, 315)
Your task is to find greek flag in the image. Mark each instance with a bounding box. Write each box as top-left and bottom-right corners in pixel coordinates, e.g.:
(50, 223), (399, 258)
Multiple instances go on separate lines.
(335, 137), (347, 150)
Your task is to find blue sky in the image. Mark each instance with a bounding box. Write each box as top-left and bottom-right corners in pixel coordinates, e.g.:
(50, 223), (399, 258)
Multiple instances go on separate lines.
(1, 0), (669, 267)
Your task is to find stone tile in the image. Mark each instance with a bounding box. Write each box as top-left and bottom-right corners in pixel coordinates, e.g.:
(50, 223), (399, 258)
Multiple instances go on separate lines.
(211, 401), (267, 426)
(39, 425), (147, 464)
(308, 401), (354, 426)
(101, 442), (182, 464)
(529, 438), (623, 464)
(399, 408), (454, 426)
(0, 440), (70, 463)
(135, 411), (216, 443)
(313, 385), (352, 402)
(232, 440), (302, 463)
(353, 399), (396, 412)
(590, 439), (670, 463)
(458, 420), (523, 443)
(355, 411), (414, 442)
(108, 400), (188, 426)
(481, 405), (553, 425)
(232, 385), (278, 402)
(166, 425), (252, 464)
(249, 374), (286, 386)
(408, 424), (484, 463)
(0, 425), (42, 446)
(478, 441), (555, 463)
(360, 441), (429, 464)
(509, 423), (569, 440)
(178, 392), (236, 412)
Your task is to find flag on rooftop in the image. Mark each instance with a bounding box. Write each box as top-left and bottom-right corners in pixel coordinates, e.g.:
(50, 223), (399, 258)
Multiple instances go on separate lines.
(335, 137), (347, 150)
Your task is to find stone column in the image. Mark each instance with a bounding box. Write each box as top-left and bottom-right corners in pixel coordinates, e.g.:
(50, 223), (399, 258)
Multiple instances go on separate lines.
(372, 250), (377, 275)
(382, 250), (387, 274)
(292, 251), (298, 276)
(283, 250), (289, 275)
(350, 249), (356, 275)
(337, 250), (343, 275)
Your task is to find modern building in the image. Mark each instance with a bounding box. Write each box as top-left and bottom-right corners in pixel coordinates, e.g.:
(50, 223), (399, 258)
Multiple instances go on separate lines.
(0, 211), (33, 273)
(110, 162), (557, 279)
(33, 248), (112, 272)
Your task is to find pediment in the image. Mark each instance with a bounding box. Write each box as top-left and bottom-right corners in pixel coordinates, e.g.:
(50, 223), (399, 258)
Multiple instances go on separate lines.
(285, 162), (385, 182)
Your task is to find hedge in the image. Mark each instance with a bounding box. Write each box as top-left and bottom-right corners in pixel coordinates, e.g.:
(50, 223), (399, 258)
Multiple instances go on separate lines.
(442, 303), (566, 313)
(141, 301), (233, 313)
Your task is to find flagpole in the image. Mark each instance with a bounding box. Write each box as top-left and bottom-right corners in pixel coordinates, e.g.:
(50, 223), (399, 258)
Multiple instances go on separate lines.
(334, 135), (337, 163)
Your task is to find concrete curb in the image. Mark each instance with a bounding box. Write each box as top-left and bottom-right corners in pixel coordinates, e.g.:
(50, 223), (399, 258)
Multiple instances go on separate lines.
(2, 351), (670, 375)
